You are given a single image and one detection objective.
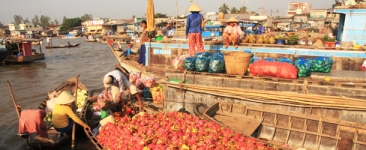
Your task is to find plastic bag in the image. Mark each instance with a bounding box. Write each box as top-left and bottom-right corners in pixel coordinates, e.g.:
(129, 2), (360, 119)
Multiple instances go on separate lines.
(172, 55), (186, 70)
(244, 49), (254, 64)
(141, 76), (156, 88)
(264, 57), (276, 62)
(184, 57), (196, 71)
(194, 52), (211, 59)
(142, 88), (152, 99)
(129, 72), (141, 83)
(93, 90), (113, 111)
(249, 60), (298, 79)
(195, 57), (210, 72)
(310, 57), (333, 73)
(209, 52), (225, 73)
(294, 58), (312, 77)
(278, 57), (293, 64)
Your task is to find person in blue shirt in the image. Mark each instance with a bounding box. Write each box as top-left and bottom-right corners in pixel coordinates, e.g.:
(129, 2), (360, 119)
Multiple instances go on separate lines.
(161, 22), (175, 38)
(186, 3), (204, 57)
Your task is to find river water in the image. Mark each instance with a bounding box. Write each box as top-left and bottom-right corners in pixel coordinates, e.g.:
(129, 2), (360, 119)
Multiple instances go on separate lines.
(0, 38), (121, 150)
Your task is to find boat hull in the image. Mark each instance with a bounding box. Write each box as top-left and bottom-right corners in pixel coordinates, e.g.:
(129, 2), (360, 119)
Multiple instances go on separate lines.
(45, 43), (81, 49)
(4, 53), (45, 63)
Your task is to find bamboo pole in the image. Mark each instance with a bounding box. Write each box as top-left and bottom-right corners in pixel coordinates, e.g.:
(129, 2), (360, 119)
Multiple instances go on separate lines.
(7, 81), (20, 117)
(71, 75), (80, 150)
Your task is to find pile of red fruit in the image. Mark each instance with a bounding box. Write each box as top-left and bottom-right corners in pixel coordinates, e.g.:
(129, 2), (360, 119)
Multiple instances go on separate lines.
(96, 112), (276, 150)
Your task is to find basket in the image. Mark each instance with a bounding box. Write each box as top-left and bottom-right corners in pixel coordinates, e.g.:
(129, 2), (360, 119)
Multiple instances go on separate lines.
(224, 52), (251, 75)
(151, 91), (164, 104)
(218, 12), (225, 19)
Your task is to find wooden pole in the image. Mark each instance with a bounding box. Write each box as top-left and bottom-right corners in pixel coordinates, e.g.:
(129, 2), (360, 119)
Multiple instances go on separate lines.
(7, 81), (20, 118)
(71, 75), (80, 150)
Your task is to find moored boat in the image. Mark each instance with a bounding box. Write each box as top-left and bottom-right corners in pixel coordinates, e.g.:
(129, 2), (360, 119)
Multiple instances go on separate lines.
(1, 38), (45, 63)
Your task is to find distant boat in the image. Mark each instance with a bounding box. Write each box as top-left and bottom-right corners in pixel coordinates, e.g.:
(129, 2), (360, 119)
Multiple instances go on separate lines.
(60, 34), (81, 39)
(45, 43), (81, 49)
(1, 38), (45, 63)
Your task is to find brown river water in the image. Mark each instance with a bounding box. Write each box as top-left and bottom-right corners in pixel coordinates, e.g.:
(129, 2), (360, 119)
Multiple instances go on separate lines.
(0, 38), (124, 150)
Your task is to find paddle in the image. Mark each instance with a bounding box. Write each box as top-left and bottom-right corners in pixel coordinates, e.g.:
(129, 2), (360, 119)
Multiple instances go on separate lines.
(71, 75), (80, 150)
(7, 81), (20, 118)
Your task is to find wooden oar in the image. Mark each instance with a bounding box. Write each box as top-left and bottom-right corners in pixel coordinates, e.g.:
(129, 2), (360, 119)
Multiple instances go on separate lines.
(7, 81), (20, 117)
(71, 75), (80, 150)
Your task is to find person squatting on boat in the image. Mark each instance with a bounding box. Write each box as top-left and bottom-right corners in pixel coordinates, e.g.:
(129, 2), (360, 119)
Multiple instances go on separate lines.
(103, 70), (144, 110)
(52, 91), (90, 135)
(137, 20), (149, 66)
(18, 106), (54, 144)
(186, 3), (204, 57)
(223, 17), (243, 49)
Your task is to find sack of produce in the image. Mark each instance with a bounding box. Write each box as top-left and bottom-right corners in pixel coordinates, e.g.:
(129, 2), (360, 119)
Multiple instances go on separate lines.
(244, 49), (254, 64)
(141, 76), (156, 88)
(294, 58), (312, 77)
(194, 52), (211, 59)
(209, 52), (225, 73)
(184, 57), (196, 71)
(263, 57), (276, 62)
(278, 57), (293, 64)
(171, 55), (187, 70)
(250, 60), (298, 79)
(310, 57), (333, 73)
(142, 88), (152, 99)
(129, 72), (141, 83)
(195, 57), (210, 72)
(94, 90), (113, 111)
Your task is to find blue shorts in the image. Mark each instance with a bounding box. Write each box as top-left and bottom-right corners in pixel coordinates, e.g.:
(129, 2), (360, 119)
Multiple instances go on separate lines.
(54, 118), (74, 135)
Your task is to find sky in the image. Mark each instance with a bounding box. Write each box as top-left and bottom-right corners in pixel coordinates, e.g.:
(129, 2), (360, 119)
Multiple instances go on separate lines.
(0, 0), (335, 25)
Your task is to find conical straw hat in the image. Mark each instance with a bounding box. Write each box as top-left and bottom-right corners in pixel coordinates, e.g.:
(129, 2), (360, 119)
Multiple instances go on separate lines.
(188, 3), (202, 12)
(55, 91), (76, 104)
(226, 17), (239, 23)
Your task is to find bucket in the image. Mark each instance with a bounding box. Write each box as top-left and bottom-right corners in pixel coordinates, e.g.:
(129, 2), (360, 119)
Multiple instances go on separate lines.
(218, 12), (225, 19)
(224, 52), (251, 75)
(155, 36), (163, 41)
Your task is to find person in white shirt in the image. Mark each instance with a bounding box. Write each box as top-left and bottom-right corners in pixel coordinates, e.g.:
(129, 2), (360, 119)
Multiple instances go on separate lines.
(161, 22), (175, 38)
(103, 70), (143, 110)
(46, 37), (52, 47)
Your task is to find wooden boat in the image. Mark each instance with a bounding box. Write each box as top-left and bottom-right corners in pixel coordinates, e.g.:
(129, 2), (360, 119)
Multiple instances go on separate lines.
(45, 43), (81, 49)
(204, 102), (366, 150)
(18, 76), (88, 150)
(2, 38), (45, 63)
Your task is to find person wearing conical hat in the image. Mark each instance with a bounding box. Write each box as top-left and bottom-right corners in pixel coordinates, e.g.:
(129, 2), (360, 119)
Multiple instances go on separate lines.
(186, 3), (204, 57)
(52, 91), (90, 135)
(223, 17), (243, 49)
